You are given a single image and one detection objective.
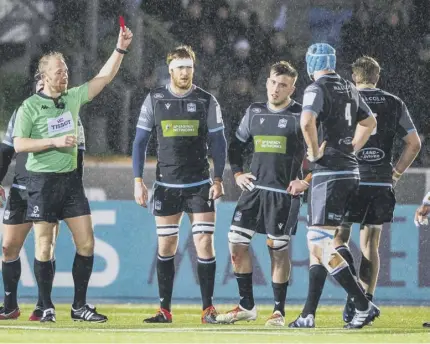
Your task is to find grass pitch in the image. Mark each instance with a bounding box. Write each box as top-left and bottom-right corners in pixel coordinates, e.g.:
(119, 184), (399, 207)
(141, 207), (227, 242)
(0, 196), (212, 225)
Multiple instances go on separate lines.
(0, 304), (429, 343)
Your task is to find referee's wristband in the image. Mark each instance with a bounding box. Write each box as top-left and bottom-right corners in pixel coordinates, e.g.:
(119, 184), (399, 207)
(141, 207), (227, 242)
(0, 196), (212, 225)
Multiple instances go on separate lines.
(423, 191), (430, 206)
(116, 47), (129, 55)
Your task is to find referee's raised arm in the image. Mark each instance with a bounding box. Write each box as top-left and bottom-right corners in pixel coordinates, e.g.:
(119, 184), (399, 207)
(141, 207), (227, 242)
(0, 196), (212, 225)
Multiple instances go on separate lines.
(87, 26), (133, 101)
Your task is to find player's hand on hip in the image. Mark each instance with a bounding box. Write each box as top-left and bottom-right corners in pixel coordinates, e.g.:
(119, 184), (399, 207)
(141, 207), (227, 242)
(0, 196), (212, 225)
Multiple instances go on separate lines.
(0, 185), (6, 208)
(307, 141), (327, 162)
(414, 204), (430, 226)
(117, 26), (133, 50)
(287, 179), (309, 196)
(52, 135), (77, 148)
(134, 180), (148, 207)
(235, 173), (256, 191)
(209, 181), (224, 200)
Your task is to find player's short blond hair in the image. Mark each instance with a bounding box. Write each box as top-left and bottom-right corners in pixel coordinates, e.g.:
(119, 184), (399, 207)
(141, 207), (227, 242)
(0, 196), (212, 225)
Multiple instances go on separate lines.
(35, 51), (66, 80)
(352, 56), (380, 84)
(166, 45), (196, 66)
(270, 61), (298, 80)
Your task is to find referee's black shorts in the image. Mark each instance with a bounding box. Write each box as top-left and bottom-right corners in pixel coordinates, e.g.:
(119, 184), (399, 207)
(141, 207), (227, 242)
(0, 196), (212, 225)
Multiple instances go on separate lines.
(26, 170), (90, 223)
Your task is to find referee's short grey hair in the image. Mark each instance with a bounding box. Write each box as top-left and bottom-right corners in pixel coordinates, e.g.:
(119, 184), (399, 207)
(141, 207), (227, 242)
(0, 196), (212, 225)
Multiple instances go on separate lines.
(36, 51), (66, 78)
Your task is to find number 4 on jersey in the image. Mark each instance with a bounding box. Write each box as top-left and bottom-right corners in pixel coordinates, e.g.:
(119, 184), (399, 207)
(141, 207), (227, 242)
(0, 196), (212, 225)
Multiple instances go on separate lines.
(345, 103), (352, 126)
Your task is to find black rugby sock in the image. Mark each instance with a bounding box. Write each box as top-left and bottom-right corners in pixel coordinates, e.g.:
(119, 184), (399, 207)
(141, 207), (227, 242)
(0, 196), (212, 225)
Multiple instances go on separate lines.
(157, 255), (175, 312)
(2, 258), (21, 310)
(301, 264), (327, 317)
(34, 259), (55, 310)
(235, 272), (254, 310)
(197, 257), (216, 310)
(272, 281), (288, 316)
(72, 253), (94, 310)
(36, 259), (56, 309)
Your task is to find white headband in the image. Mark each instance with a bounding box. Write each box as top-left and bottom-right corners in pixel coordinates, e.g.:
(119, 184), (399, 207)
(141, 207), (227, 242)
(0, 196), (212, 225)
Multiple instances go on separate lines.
(169, 58), (194, 70)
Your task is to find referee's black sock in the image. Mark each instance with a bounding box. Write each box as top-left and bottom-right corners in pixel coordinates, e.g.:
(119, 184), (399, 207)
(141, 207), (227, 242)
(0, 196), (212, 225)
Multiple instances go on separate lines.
(197, 257), (216, 310)
(72, 253), (94, 310)
(301, 264), (327, 317)
(34, 259), (55, 310)
(36, 259), (56, 309)
(272, 281), (288, 316)
(235, 272), (254, 310)
(2, 258), (21, 310)
(157, 254), (175, 312)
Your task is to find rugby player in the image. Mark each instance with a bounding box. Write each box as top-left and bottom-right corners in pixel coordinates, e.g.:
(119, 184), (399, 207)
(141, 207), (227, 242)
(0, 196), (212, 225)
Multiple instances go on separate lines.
(288, 43), (379, 329)
(215, 61), (303, 327)
(415, 196), (430, 327)
(288, 56), (421, 327)
(132, 45), (226, 324)
(12, 26), (133, 322)
(0, 79), (87, 321)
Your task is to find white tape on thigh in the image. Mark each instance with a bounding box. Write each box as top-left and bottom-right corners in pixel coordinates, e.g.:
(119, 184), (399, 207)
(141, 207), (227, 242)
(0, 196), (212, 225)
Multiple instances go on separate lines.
(157, 224), (179, 237)
(307, 228), (337, 272)
(228, 225), (255, 245)
(192, 222), (215, 235)
(267, 233), (290, 251)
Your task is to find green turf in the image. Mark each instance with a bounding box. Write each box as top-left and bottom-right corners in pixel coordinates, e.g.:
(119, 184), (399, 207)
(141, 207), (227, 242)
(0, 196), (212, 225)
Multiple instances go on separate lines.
(0, 304), (428, 343)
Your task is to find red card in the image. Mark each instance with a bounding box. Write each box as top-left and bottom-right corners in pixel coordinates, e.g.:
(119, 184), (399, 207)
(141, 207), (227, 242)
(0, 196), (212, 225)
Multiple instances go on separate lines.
(119, 16), (125, 32)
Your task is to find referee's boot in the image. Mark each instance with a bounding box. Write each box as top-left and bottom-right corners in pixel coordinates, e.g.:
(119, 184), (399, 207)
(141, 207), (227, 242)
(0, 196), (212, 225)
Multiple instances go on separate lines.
(143, 308), (172, 323)
(423, 322), (430, 327)
(216, 305), (257, 324)
(71, 304), (108, 323)
(0, 305), (20, 320)
(344, 302), (380, 329)
(40, 308), (56, 323)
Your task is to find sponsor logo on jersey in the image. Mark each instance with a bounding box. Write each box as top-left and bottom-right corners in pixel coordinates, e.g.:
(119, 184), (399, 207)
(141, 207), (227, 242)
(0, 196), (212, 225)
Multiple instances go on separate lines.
(161, 120), (199, 137)
(254, 135), (287, 154)
(187, 103), (196, 112)
(234, 211), (242, 222)
(252, 108), (262, 113)
(278, 223), (283, 229)
(153, 93), (164, 99)
(278, 118), (288, 128)
(165, 103), (171, 109)
(356, 147), (385, 162)
(41, 105), (49, 110)
(47, 111), (74, 137)
(141, 105), (148, 115)
(338, 137), (353, 145)
(260, 118), (265, 124)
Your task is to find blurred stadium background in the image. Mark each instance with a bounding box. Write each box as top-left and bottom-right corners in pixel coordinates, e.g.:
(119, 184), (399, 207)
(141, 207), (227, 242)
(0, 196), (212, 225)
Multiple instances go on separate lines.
(1, 0), (430, 308)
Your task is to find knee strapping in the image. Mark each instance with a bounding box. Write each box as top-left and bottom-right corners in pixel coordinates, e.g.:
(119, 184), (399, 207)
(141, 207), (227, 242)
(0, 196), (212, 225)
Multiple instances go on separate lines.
(157, 224), (179, 237)
(307, 228), (346, 274)
(192, 222), (215, 235)
(228, 225), (255, 245)
(267, 234), (290, 251)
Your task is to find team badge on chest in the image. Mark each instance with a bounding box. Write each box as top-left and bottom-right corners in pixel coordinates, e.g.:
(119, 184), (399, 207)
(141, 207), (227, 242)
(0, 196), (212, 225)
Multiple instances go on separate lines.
(187, 103), (196, 112)
(278, 118), (288, 128)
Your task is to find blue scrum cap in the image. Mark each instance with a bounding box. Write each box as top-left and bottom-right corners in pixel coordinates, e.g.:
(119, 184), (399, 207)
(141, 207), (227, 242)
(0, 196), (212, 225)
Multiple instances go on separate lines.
(306, 43), (336, 79)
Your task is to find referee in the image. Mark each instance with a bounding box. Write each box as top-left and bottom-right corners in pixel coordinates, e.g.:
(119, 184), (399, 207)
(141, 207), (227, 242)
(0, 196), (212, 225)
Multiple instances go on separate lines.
(12, 26), (133, 322)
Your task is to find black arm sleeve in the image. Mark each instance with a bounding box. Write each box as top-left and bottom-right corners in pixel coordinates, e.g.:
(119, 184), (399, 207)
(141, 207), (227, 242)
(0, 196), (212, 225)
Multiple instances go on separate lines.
(0, 143), (15, 184)
(228, 135), (248, 175)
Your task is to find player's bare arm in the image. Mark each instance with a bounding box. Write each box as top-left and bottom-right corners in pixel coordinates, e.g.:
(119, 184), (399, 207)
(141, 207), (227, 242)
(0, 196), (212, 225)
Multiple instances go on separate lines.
(87, 26), (133, 101)
(351, 115), (376, 152)
(392, 131), (421, 185)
